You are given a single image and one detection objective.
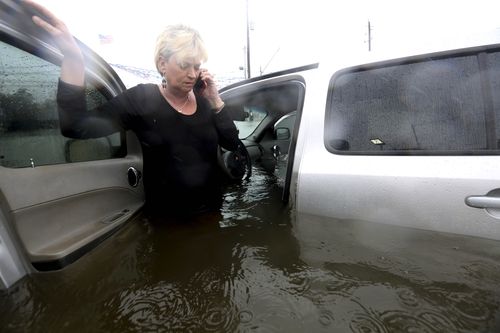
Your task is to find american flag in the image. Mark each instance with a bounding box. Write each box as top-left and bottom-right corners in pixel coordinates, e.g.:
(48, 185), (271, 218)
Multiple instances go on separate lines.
(98, 34), (114, 44)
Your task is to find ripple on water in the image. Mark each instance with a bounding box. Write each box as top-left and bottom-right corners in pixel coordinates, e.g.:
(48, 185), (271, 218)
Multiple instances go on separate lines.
(325, 268), (362, 299)
(380, 310), (436, 333)
(114, 283), (193, 331)
(418, 310), (457, 332)
(447, 291), (492, 322)
(318, 310), (334, 327)
(462, 260), (500, 286)
(238, 310), (254, 323)
(202, 303), (238, 332)
(396, 289), (420, 308)
(288, 271), (313, 296)
(349, 312), (388, 333)
(325, 279), (358, 299)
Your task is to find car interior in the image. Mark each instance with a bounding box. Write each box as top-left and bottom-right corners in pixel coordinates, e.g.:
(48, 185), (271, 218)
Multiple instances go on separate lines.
(223, 81), (304, 176)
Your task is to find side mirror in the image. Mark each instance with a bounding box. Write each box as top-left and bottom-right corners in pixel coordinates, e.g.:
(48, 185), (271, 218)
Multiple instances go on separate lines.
(275, 127), (290, 140)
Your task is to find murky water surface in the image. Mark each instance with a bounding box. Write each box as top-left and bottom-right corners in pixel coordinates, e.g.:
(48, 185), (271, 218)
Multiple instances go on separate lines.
(2, 167), (500, 332)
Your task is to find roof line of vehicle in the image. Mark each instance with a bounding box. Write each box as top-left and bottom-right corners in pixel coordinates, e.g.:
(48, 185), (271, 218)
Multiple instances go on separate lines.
(219, 63), (319, 92)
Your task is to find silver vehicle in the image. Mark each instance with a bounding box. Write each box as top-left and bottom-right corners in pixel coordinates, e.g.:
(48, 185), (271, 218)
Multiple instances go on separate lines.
(2, 0), (500, 289)
(291, 45), (500, 242)
(225, 43), (500, 244)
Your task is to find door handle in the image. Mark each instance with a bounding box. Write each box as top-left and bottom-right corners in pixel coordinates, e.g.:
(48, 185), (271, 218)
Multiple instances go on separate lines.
(127, 167), (142, 187)
(465, 195), (500, 209)
(271, 145), (281, 160)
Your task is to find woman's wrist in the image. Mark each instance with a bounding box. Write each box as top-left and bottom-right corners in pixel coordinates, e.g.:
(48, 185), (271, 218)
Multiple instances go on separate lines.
(214, 102), (225, 114)
(212, 97), (225, 113)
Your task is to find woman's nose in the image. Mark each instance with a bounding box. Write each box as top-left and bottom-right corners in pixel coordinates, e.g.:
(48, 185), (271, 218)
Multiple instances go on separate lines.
(187, 67), (197, 78)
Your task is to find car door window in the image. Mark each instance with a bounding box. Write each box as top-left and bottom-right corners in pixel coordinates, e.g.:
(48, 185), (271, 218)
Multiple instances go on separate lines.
(233, 106), (268, 139)
(325, 51), (500, 154)
(0, 40), (124, 168)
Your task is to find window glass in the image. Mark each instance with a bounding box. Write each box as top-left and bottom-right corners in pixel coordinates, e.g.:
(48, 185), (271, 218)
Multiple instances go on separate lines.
(0, 40), (124, 168)
(234, 106), (268, 139)
(227, 82), (302, 140)
(326, 54), (493, 154)
(487, 52), (500, 145)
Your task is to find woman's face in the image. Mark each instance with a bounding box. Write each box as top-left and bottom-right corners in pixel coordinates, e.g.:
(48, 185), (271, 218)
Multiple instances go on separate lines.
(160, 55), (201, 93)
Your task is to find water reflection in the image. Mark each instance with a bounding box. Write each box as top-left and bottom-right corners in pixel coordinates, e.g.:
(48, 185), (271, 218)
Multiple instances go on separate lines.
(1, 167), (500, 332)
(292, 213), (500, 332)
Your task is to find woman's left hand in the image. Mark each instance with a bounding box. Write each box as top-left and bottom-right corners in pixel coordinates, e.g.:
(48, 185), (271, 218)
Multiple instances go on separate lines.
(197, 69), (224, 111)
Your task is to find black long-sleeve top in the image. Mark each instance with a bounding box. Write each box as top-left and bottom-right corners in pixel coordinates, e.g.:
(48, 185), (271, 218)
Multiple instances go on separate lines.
(57, 81), (240, 215)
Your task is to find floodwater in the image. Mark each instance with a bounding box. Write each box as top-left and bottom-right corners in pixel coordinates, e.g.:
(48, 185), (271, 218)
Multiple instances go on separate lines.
(2, 166), (500, 332)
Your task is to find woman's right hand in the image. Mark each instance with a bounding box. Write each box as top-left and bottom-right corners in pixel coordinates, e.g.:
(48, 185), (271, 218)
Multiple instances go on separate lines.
(24, 0), (85, 85)
(24, 0), (81, 57)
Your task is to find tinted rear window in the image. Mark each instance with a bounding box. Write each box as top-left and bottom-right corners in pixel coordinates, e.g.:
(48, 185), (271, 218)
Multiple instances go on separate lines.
(325, 47), (500, 155)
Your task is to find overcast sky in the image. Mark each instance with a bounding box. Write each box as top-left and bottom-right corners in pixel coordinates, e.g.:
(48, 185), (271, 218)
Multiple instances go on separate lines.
(35, 0), (500, 80)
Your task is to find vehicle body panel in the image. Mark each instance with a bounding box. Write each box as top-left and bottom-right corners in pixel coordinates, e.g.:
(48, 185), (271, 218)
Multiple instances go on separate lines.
(293, 44), (500, 241)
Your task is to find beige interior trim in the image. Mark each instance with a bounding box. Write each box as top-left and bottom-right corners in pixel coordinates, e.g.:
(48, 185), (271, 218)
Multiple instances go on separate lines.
(12, 187), (143, 262)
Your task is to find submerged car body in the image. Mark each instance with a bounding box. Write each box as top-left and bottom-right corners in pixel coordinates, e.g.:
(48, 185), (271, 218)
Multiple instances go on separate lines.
(292, 44), (500, 241)
(224, 43), (500, 245)
(2, 0), (500, 289)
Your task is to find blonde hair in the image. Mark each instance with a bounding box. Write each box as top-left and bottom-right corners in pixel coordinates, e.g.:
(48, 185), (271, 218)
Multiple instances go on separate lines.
(154, 24), (208, 74)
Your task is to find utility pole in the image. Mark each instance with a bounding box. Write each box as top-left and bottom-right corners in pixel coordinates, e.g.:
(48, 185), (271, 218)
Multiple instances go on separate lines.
(245, 0), (251, 78)
(368, 20), (372, 52)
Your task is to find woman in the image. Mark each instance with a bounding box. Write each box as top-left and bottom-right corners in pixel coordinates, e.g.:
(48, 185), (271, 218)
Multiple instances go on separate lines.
(27, 1), (242, 217)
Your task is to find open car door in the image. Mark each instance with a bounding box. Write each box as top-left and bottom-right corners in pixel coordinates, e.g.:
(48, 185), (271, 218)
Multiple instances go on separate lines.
(0, 1), (144, 288)
(219, 65), (317, 200)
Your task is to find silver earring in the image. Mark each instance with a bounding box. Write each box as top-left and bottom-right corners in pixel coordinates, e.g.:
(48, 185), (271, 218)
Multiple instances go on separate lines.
(161, 74), (167, 89)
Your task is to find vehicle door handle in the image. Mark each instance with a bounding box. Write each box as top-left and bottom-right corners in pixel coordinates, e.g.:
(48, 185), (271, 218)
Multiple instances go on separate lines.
(271, 145), (281, 159)
(465, 195), (500, 209)
(127, 167), (142, 187)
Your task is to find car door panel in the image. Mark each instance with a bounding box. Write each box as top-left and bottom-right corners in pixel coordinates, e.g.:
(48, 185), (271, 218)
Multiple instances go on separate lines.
(298, 154), (500, 239)
(0, 1), (144, 286)
(1, 156), (143, 267)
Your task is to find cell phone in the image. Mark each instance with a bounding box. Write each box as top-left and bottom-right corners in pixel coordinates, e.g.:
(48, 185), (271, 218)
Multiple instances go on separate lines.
(194, 75), (205, 93)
